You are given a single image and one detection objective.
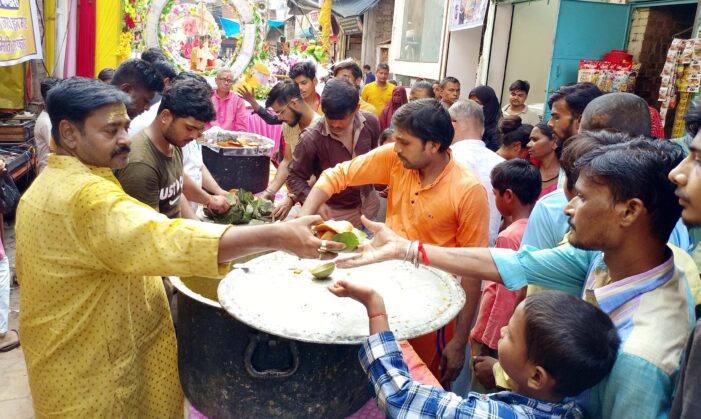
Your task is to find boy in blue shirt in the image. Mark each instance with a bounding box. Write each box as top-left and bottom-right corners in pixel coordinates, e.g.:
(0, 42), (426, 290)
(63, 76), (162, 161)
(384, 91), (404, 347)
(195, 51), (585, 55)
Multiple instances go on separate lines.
(329, 283), (620, 418)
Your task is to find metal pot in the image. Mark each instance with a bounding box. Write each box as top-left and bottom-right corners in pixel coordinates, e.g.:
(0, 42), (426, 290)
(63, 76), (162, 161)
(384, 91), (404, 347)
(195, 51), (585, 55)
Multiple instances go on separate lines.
(171, 276), (369, 419)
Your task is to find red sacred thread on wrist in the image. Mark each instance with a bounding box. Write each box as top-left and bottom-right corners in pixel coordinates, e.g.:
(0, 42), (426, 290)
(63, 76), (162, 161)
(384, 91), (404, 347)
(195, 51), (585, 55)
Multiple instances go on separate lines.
(369, 312), (387, 320)
(418, 241), (430, 266)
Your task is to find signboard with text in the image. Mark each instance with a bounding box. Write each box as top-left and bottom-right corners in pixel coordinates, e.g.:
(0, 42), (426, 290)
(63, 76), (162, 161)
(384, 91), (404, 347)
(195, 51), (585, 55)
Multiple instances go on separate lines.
(0, 0), (42, 66)
(338, 16), (362, 36)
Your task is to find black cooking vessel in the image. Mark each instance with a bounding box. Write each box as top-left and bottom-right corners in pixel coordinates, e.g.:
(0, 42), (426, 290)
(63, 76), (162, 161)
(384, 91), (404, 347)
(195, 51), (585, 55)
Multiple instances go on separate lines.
(202, 146), (270, 193)
(173, 276), (370, 419)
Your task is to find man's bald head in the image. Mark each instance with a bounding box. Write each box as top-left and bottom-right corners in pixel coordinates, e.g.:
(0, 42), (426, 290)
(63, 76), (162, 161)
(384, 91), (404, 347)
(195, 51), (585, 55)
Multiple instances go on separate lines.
(580, 93), (651, 136)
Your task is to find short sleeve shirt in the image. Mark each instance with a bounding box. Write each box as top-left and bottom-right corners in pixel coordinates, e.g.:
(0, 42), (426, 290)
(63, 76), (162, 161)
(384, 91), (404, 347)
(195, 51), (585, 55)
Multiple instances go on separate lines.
(115, 130), (184, 219)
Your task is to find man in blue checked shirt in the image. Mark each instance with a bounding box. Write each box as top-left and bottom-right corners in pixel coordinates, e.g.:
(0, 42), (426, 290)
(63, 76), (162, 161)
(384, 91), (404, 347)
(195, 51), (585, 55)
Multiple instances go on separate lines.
(328, 283), (619, 419)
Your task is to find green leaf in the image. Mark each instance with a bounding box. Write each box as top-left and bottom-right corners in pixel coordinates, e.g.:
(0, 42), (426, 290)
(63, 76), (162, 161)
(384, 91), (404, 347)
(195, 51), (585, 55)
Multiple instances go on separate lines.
(331, 232), (359, 252)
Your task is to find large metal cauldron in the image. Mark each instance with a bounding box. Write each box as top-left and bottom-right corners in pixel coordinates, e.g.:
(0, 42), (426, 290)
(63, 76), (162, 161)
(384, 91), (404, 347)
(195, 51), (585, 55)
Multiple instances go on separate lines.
(171, 275), (369, 419)
(201, 131), (275, 194)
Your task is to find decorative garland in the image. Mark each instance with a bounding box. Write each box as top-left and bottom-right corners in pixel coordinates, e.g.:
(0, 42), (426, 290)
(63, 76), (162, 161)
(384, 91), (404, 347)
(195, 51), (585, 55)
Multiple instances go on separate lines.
(120, 0), (149, 61)
(143, 0), (263, 83)
(319, 0), (331, 65)
(158, 2), (223, 71)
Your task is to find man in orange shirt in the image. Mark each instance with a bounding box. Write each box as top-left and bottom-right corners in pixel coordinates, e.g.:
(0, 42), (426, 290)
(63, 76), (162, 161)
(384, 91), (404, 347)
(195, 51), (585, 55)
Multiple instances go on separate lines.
(300, 99), (489, 385)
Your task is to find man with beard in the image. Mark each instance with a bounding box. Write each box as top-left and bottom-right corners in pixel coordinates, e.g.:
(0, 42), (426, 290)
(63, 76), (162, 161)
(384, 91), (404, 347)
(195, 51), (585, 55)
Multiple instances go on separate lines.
(299, 98), (489, 384)
(259, 80), (321, 219)
(339, 136), (699, 419)
(547, 82), (603, 142)
(669, 100), (701, 419)
(115, 78), (230, 218)
(111, 58), (164, 119)
(288, 78), (382, 227)
(14, 77), (341, 417)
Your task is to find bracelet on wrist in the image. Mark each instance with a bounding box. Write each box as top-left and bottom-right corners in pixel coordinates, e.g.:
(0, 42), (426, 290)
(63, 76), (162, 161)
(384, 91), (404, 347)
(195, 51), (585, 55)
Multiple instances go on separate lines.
(403, 240), (415, 263)
(369, 312), (387, 320)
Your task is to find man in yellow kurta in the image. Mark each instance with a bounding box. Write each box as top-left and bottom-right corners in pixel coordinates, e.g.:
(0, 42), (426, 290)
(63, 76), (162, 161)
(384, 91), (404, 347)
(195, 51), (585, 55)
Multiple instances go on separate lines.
(15, 77), (341, 418)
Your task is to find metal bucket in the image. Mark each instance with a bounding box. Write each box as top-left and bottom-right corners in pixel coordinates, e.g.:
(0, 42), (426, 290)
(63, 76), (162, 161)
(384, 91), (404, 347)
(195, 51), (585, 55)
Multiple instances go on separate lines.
(171, 275), (369, 419)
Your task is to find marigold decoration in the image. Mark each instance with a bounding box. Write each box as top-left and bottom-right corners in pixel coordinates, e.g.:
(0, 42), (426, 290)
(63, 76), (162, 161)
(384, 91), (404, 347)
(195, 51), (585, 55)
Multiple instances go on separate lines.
(117, 31), (133, 62)
(158, 2), (223, 71)
(319, 0), (331, 65)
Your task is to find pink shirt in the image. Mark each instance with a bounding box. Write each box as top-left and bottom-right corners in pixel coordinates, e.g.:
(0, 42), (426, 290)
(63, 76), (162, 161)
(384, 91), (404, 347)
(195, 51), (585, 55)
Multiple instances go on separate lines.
(208, 91), (249, 132)
(470, 218), (528, 350)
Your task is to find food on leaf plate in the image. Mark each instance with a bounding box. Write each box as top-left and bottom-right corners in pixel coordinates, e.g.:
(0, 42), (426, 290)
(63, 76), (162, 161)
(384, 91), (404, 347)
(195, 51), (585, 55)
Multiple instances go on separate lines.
(312, 220), (367, 252)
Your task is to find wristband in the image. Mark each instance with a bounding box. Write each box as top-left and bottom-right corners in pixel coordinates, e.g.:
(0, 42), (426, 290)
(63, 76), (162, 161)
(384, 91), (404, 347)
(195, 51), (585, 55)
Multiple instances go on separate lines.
(369, 312), (387, 320)
(417, 241), (430, 267)
(403, 240), (415, 263)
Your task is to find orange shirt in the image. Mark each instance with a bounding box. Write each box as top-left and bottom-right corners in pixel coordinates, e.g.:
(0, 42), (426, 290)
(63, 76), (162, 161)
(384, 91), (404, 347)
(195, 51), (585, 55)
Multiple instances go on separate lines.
(315, 143), (489, 248)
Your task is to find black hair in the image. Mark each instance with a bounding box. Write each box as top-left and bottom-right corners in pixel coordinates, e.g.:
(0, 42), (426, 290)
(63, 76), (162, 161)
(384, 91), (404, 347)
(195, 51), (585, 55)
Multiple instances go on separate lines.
(173, 71), (212, 96)
(289, 61), (316, 80)
(490, 159), (541, 205)
(412, 81), (435, 98)
(574, 138), (684, 243)
(40, 77), (61, 101)
(320, 78), (359, 119)
(523, 291), (620, 398)
(141, 47), (168, 63)
(547, 83), (604, 118)
(392, 99), (454, 152)
(440, 76), (460, 88)
(46, 77), (130, 146)
(379, 128), (394, 145)
(580, 92), (651, 136)
(560, 130), (629, 193)
(499, 116), (533, 149)
(151, 60), (178, 81)
(509, 80), (530, 94)
(684, 99), (701, 137)
(111, 59), (164, 93)
(158, 79), (216, 123)
(96, 68), (114, 82)
(377, 63), (390, 72)
(333, 60), (363, 81)
(363, 64), (371, 71)
(265, 79), (303, 108)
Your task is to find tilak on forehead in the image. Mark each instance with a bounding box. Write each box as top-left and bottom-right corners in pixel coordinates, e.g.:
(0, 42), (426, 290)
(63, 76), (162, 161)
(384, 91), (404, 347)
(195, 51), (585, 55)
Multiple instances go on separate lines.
(105, 104), (130, 124)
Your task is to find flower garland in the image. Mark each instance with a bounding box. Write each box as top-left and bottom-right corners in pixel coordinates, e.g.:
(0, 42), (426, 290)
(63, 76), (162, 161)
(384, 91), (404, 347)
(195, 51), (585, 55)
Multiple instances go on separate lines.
(319, 0), (331, 64)
(158, 1), (223, 71)
(121, 0), (149, 58)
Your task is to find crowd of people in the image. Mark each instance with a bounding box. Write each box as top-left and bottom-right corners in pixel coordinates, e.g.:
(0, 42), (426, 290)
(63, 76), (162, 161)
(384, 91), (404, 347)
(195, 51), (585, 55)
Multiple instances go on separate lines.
(2, 48), (701, 419)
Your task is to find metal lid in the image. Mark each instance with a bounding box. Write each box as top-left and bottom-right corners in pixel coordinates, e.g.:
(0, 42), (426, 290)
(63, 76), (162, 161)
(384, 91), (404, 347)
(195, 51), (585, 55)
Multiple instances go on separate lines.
(202, 130), (274, 157)
(217, 252), (465, 344)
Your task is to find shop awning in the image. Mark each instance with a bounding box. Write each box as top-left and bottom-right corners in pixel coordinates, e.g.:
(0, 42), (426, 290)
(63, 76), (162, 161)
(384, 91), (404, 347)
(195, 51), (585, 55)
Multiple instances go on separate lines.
(287, 0), (380, 18)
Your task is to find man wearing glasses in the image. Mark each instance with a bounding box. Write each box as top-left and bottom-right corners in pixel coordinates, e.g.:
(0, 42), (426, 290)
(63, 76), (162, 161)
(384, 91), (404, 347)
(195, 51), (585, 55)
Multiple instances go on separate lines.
(209, 68), (249, 132)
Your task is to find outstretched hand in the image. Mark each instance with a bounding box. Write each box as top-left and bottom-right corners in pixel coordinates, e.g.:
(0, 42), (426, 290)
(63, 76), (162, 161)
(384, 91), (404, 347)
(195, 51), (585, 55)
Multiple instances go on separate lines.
(336, 216), (409, 269)
(328, 280), (387, 332)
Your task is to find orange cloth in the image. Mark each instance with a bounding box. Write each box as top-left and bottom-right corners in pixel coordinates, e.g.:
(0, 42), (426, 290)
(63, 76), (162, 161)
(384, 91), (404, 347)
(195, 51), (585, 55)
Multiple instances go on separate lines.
(315, 144), (489, 377)
(315, 143), (489, 248)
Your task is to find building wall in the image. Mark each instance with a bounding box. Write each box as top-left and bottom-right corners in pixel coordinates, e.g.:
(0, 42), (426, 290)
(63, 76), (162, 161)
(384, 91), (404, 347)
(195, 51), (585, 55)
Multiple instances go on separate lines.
(501, 0), (560, 107)
(361, 0), (395, 69)
(445, 28), (482, 92)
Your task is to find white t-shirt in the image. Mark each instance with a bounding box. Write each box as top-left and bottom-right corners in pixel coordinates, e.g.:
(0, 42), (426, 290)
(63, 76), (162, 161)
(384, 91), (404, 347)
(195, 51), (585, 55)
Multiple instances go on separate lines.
(451, 139), (505, 246)
(35, 111), (52, 173)
(128, 100), (160, 137)
(182, 141), (204, 213)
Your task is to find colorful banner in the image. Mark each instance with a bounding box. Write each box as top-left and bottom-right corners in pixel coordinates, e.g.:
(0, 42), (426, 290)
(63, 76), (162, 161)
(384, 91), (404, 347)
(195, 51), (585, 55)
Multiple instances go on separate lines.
(0, 0), (42, 66)
(449, 0), (488, 31)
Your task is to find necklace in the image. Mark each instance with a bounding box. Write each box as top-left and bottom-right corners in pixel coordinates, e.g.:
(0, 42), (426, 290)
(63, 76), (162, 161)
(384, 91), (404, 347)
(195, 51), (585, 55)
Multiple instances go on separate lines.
(542, 173), (559, 183)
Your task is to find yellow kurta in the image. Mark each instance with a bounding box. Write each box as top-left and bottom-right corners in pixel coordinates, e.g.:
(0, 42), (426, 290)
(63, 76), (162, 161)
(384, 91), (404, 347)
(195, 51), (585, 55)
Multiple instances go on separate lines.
(16, 155), (230, 418)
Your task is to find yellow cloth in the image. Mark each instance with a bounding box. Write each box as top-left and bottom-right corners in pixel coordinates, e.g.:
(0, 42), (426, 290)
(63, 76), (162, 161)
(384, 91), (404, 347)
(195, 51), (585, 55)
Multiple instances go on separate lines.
(16, 155), (230, 418)
(94, 0), (121, 75)
(0, 64), (24, 109)
(361, 82), (395, 116)
(359, 99), (377, 116)
(44, 0), (56, 76)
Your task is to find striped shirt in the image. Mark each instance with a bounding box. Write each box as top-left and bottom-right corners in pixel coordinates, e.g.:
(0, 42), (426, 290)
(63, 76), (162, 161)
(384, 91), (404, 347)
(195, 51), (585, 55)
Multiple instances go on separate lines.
(360, 331), (585, 418)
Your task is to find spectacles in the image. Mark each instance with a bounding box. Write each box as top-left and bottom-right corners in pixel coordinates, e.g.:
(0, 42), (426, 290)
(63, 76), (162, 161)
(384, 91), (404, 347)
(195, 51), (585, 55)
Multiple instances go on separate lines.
(274, 102), (291, 116)
(217, 78), (234, 84)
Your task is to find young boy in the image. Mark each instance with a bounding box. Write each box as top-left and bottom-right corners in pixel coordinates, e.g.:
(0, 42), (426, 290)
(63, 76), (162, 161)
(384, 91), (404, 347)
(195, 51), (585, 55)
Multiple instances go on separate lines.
(471, 159), (541, 392)
(328, 284), (620, 418)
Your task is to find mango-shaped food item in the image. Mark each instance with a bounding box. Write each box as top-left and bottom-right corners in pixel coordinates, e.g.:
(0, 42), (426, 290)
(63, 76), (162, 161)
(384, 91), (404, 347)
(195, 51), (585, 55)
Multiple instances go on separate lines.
(309, 262), (335, 279)
(312, 220), (354, 238)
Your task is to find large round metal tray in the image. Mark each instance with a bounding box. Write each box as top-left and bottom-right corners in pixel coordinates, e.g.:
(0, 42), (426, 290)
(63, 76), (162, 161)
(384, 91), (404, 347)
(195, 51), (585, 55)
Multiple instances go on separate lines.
(217, 251), (465, 344)
(203, 129), (274, 157)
